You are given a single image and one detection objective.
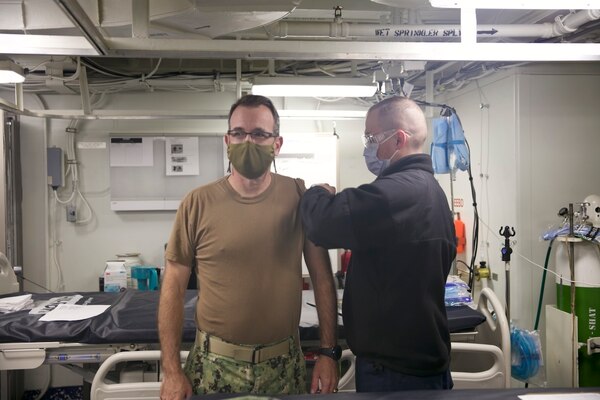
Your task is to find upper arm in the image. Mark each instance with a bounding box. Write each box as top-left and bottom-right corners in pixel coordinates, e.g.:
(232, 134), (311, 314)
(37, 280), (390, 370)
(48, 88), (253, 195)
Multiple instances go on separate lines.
(165, 193), (199, 267)
(300, 187), (357, 249)
(163, 260), (192, 294)
(301, 184), (395, 250)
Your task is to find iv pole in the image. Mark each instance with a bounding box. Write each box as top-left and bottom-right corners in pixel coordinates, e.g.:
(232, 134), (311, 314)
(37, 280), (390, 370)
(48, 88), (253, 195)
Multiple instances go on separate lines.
(499, 225), (515, 321)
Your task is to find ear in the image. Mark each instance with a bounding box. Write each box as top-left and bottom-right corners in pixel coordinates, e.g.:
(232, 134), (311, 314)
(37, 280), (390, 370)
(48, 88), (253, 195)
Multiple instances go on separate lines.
(396, 130), (409, 148)
(273, 136), (283, 156)
(224, 134), (230, 146)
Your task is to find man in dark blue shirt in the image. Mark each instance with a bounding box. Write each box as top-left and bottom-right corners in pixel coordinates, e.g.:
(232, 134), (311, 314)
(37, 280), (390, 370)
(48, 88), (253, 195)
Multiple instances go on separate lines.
(300, 96), (456, 392)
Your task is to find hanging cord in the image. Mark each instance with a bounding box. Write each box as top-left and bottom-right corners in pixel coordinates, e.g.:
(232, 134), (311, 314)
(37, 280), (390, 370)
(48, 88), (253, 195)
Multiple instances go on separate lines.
(18, 275), (54, 293)
(464, 138), (479, 291)
(475, 80), (491, 263)
(413, 99), (480, 290)
(50, 194), (65, 292)
(450, 108), (479, 291)
(534, 238), (554, 330)
(53, 121), (94, 224)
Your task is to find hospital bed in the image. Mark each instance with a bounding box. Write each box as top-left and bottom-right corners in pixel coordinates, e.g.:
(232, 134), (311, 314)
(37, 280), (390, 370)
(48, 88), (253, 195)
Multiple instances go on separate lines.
(449, 288), (511, 389)
(0, 288), (504, 399)
(0, 290), (196, 399)
(304, 287), (511, 392)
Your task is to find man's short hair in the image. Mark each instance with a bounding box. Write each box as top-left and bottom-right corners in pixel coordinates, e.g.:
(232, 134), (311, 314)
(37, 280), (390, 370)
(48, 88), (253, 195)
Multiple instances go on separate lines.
(228, 95), (280, 136)
(368, 95), (417, 116)
(368, 96), (427, 149)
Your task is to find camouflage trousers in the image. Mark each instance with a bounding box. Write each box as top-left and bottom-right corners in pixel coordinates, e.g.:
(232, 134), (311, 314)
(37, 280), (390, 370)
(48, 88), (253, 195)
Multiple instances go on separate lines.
(184, 332), (307, 395)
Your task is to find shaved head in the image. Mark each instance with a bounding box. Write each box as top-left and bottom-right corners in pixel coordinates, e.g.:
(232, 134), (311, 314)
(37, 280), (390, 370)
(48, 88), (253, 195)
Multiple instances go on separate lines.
(367, 97), (427, 152)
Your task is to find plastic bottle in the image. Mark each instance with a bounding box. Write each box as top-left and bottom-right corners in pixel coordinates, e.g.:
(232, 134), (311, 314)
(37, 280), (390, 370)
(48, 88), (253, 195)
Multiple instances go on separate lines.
(104, 260), (127, 292)
(116, 253), (143, 289)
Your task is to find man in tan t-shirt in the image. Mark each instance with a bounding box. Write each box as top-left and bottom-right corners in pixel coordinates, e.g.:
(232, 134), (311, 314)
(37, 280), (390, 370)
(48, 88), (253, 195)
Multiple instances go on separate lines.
(158, 95), (339, 400)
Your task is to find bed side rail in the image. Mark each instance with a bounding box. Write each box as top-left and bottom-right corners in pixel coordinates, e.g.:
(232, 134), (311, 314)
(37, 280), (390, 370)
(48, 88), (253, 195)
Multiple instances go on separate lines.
(476, 287), (511, 387)
(91, 350), (188, 400)
(451, 342), (507, 388)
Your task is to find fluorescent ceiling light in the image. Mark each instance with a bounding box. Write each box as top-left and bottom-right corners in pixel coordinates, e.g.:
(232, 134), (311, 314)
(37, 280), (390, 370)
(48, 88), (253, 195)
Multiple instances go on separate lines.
(252, 77), (377, 98)
(0, 60), (25, 83)
(279, 109), (367, 120)
(429, 0), (598, 9)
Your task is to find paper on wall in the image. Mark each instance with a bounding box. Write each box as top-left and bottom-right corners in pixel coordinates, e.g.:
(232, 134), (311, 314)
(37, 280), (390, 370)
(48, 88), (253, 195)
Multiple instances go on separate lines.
(165, 137), (199, 176)
(110, 137), (154, 167)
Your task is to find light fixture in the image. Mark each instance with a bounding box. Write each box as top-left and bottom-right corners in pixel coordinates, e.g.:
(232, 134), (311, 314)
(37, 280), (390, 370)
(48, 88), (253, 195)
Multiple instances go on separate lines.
(251, 77), (377, 98)
(279, 110), (367, 120)
(0, 60), (25, 83)
(429, 0), (598, 9)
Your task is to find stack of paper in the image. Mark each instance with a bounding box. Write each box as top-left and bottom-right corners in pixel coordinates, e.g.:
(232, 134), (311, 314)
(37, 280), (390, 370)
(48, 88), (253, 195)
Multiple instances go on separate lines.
(0, 294), (33, 313)
(38, 304), (110, 322)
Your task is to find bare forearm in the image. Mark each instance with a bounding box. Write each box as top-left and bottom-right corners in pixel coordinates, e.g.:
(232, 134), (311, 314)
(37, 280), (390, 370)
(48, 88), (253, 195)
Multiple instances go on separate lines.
(305, 242), (338, 347)
(313, 270), (337, 346)
(158, 264), (189, 374)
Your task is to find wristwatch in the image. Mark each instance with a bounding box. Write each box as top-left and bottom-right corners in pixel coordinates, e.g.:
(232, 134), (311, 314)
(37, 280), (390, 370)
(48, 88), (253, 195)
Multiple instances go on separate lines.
(318, 345), (342, 361)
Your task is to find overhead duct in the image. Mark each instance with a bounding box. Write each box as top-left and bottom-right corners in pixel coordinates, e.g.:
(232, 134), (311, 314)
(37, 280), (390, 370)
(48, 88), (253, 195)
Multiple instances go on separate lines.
(237, 9), (600, 40)
(1, 1), (597, 45)
(0, 0), (298, 39)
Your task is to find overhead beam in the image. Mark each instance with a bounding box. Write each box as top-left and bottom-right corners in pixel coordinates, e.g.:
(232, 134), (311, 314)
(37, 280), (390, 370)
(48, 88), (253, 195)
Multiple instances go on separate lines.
(1, 34), (599, 61)
(53, 0), (108, 55)
(0, 34), (97, 55)
(106, 38), (600, 62)
(0, 103), (368, 121)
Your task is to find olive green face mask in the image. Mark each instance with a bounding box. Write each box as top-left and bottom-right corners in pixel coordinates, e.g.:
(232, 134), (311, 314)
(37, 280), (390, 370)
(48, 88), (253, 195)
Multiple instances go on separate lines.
(227, 142), (275, 179)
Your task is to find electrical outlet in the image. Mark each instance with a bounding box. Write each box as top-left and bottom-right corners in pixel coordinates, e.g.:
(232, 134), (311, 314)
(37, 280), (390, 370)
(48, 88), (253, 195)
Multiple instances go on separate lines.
(66, 204), (77, 222)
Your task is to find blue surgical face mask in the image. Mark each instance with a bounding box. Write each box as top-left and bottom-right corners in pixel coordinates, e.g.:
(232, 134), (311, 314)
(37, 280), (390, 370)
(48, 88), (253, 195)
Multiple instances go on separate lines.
(362, 133), (398, 176)
(363, 143), (390, 176)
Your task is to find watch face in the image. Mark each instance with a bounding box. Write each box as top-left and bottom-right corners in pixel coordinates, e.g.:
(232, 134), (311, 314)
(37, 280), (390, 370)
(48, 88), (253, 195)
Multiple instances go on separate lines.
(332, 345), (342, 359)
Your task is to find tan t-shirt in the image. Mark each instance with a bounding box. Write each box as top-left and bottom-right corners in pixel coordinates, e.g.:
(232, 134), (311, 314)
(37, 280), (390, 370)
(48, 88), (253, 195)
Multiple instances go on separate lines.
(166, 173), (306, 345)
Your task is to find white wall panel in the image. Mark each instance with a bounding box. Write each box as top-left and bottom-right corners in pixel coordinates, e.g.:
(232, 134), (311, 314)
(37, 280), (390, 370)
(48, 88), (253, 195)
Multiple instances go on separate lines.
(436, 64), (600, 333)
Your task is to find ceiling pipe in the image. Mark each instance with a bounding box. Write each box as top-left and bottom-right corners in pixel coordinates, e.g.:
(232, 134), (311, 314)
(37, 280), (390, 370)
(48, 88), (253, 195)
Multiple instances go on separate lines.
(273, 22), (552, 38)
(238, 9), (599, 40)
(552, 9), (600, 36)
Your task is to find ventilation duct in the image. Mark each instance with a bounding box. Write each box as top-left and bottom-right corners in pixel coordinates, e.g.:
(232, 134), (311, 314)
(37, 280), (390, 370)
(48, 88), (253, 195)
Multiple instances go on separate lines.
(0, 0), (299, 39)
(240, 10), (600, 40)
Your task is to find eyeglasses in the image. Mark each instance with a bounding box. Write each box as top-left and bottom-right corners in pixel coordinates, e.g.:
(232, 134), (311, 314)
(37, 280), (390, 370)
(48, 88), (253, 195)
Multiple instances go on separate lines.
(362, 129), (412, 148)
(362, 129), (397, 148)
(227, 128), (277, 142)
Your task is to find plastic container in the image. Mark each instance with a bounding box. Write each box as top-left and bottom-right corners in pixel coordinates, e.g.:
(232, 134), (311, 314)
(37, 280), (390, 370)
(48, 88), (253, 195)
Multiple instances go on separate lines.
(131, 266), (159, 291)
(104, 260), (127, 292)
(116, 253), (143, 289)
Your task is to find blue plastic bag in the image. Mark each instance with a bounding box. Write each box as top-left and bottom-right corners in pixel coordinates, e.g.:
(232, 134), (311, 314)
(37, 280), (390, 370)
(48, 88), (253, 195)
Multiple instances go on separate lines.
(430, 114), (469, 174)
